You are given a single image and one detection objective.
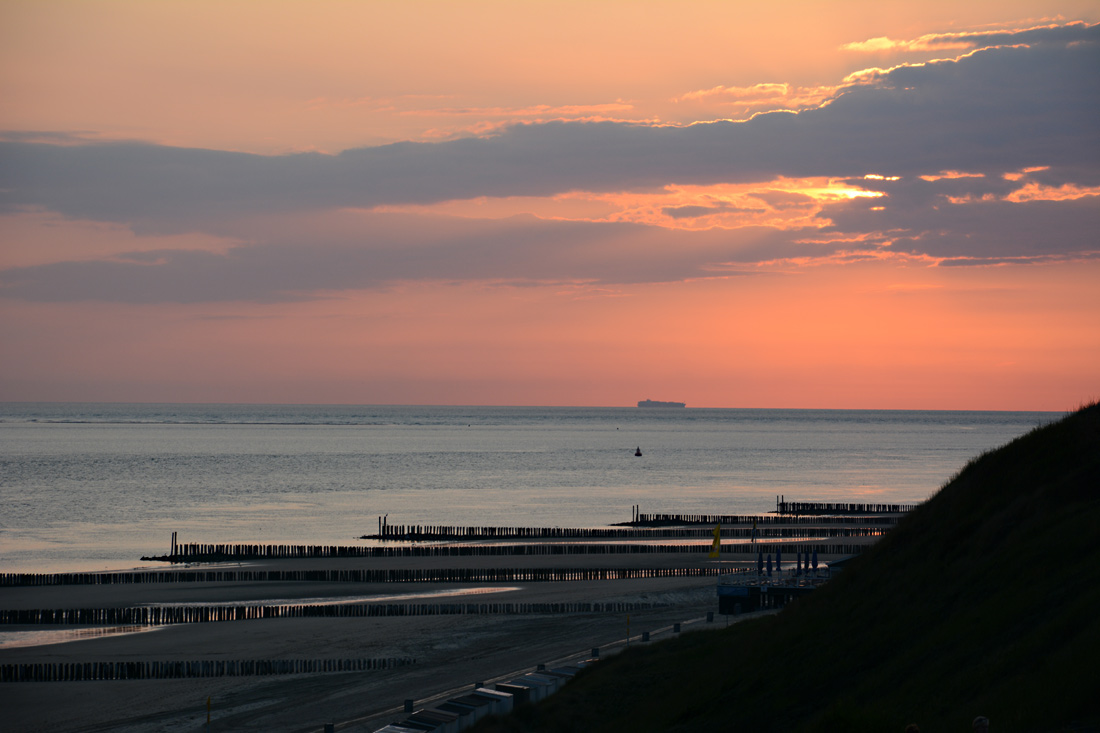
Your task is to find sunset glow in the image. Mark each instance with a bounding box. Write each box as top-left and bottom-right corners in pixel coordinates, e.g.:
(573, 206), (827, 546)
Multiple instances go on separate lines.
(376, 178), (888, 231)
(1, 1), (1097, 410)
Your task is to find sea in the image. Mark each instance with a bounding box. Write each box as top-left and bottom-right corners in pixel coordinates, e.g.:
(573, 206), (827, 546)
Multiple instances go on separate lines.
(0, 403), (1062, 575)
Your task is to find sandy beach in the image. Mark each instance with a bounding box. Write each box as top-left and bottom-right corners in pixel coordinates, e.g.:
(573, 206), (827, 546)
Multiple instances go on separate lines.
(1, 546), (823, 733)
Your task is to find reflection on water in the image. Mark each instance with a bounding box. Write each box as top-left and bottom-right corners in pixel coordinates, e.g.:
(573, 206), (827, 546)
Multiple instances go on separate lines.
(143, 585), (522, 608)
(0, 625), (162, 649)
(2, 404), (1055, 575)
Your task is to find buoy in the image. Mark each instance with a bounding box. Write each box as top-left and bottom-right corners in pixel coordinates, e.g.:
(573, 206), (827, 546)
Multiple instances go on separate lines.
(635, 446), (642, 457)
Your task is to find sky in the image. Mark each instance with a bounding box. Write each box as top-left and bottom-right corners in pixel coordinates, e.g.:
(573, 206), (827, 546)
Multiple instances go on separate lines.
(1, 1), (1098, 410)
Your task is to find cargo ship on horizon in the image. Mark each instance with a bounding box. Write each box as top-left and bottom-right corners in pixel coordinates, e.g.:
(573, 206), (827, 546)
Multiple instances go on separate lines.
(637, 399), (686, 408)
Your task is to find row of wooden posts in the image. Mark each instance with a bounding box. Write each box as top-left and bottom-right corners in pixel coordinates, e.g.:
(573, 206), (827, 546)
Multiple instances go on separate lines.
(3, 544), (869, 586)
(159, 539), (871, 561)
(1, 600), (663, 626)
(371, 525), (889, 541)
(2, 564), (748, 588)
(641, 508), (914, 525)
(0, 657), (415, 683)
(373, 515), (899, 539)
(774, 498), (919, 515)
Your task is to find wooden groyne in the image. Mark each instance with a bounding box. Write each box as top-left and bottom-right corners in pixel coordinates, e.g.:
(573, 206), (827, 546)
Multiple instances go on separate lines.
(0, 600), (662, 626)
(2, 545), (869, 587)
(3, 564), (723, 587)
(368, 518), (897, 540)
(638, 507), (914, 526)
(128, 537), (877, 565)
(775, 499), (919, 516)
(0, 657), (414, 683)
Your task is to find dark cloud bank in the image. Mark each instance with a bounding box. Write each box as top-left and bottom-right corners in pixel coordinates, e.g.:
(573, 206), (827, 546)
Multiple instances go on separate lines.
(1, 24), (1097, 303)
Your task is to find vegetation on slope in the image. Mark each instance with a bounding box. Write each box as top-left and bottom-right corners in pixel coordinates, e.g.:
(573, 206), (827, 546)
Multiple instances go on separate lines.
(476, 403), (1100, 732)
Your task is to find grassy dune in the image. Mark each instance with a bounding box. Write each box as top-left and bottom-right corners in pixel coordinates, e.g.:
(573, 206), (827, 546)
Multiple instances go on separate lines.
(476, 403), (1100, 732)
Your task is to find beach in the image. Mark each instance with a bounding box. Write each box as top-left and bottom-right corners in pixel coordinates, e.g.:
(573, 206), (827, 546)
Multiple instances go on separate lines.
(0, 405), (940, 731)
(2, 547), (808, 732)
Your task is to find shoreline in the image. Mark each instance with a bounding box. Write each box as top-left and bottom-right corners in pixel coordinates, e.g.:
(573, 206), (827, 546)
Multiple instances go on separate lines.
(2, 540), (872, 732)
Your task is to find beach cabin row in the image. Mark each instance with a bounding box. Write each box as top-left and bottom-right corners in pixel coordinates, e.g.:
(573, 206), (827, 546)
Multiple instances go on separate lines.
(373, 665), (584, 732)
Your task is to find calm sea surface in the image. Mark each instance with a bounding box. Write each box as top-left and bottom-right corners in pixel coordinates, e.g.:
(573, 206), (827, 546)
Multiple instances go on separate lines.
(0, 403), (1060, 574)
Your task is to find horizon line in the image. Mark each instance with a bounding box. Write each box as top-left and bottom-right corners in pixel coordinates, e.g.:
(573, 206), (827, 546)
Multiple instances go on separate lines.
(0, 399), (1072, 414)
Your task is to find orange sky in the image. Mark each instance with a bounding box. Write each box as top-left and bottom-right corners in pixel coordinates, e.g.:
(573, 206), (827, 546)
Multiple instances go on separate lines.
(1, 1), (1098, 409)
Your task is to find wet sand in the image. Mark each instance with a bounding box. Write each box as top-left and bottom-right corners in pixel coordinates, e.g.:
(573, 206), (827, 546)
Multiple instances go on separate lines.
(2, 547), (856, 732)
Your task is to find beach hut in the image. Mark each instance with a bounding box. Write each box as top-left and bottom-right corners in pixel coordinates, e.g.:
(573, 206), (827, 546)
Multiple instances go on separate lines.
(549, 665), (581, 679)
(524, 672), (564, 694)
(435, 700), (478, 728)
(534, 668), (576, 688)
(405, 708), (461, 733)
(445, 694), (494, 725)
(471, 688), (513, 716)
(504, 675), (553, 702)
(495, 682), (533, 705)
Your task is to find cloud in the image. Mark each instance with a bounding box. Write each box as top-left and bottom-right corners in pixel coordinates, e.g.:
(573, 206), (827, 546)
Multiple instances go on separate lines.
(677, 82), (791, 102)
(7, 161), (1095, 304)
(3, 24), (1095, 228)
(661, 203), (766, 219)
(0, 130), (106, 145)
(747, 190), (816, 210)
(1, 23), (1096, 303)
(402, 102), (635, 118)
(673, 82), (837, 116)
(841, 20), (1097, 53)
(823, 172), (1100, 263)
(0, 214), (820, 303)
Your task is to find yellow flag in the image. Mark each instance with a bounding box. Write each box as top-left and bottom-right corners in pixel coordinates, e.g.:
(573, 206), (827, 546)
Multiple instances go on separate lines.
(708, 524), (721, 558)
